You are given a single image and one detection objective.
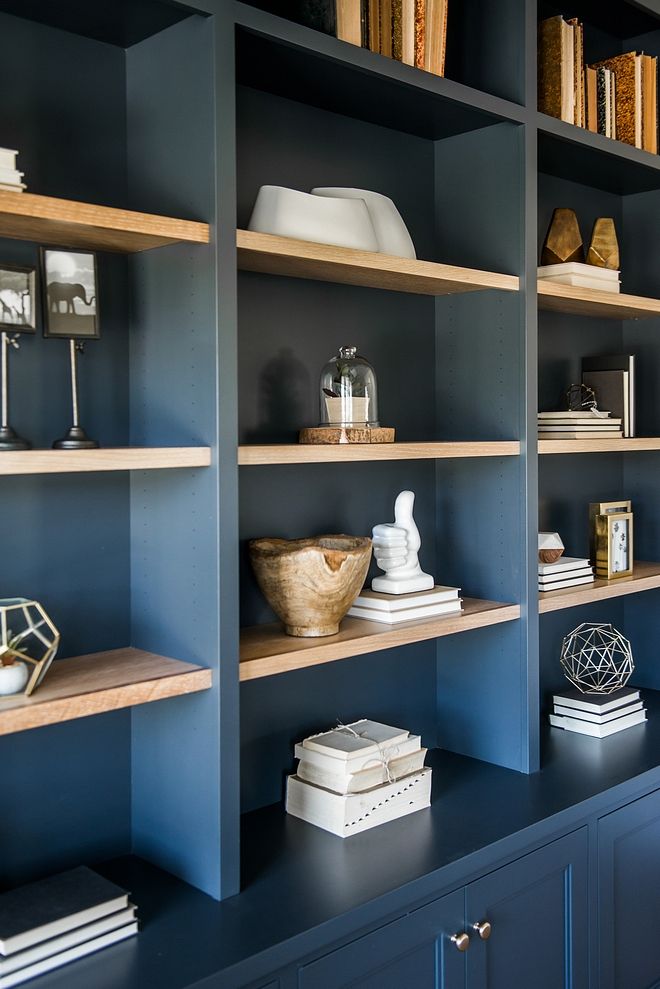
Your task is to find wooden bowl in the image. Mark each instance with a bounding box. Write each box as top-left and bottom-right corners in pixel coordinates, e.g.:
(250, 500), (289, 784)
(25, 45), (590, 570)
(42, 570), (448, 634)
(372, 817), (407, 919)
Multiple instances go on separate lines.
(249, 535), (372, 637)
(539, 549), (564, 564)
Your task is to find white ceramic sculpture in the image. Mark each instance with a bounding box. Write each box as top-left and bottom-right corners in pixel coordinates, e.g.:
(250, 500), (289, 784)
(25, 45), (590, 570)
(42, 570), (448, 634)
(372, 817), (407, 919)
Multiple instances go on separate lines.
(311, 187), (416, 259)
(371, 490), (434, 594)
(247, 186), (379, 252)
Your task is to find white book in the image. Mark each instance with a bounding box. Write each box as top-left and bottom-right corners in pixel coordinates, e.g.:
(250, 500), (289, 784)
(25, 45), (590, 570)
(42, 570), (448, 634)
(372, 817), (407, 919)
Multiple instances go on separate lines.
(537, 262), (620, 281)
(538, 557), (591, 575)
(538, 566), (593, 584)
(0, 149), (18, 170)
(538, 575), (595, 591)
(537, 411), (615, 419)
(549, 708), (647, 737)
(537, 417), (621, 426)
(297, 748), (428, 794)
(302, 720), (409, 762)
(286, 768), (432, 836)
(553, 700), (643, 724)
(0, 908), (136, 977)
(0, 924), (137, 988)
(295, 733), (421, 774)
(536, 423), (622, 432)
(0, 183), (25, 193)
(351, 585), (460, 612)
(539, 273), (621, 292)
(552, 686), (640, 714)
(0, 168), (23, 186)
(348, 599), (462, 624)
(538, 431), (623, 440)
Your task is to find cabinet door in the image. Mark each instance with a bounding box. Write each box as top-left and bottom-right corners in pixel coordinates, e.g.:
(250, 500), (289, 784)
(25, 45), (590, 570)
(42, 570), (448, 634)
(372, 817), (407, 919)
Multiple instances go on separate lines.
(599, 788), (660, 989)
(298, 889), (465, 989)
(465, 829), (588, 989)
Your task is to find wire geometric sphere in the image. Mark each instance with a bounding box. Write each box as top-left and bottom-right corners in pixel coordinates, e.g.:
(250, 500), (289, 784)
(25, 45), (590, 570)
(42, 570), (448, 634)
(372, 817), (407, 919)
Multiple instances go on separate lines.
(560, 622), (634, 694)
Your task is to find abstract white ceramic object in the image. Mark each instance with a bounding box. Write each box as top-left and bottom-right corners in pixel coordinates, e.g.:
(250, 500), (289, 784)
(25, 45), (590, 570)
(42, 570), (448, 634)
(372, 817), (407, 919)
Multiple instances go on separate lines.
(312, 187), (416, 259)
(324, 396), (370, 425)
(371, 490), (434, 594)
(0, 660), (28, 695)
(248, 186), (379, 252)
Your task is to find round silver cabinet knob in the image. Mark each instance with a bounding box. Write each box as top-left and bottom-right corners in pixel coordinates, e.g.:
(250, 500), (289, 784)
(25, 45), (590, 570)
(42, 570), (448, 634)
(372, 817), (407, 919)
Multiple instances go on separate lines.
(472, 920), (492, 940)
(451, 932), (470, 952)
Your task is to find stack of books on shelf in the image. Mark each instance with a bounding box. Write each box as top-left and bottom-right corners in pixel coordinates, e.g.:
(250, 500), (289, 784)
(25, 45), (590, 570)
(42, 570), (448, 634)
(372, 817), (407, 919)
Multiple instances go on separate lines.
(538, 410), (623, 441)
(286, 718), (431, 836)
(582, 354), (635, 438)
(0, 149), (26, 193)
(0, 867), (137, 988)
(538, 15), (658, 153)
(538, 556), (594, 593)
(549, 686), (647, 738)
(299, 1), (449, 75)
(537, 261), (620, 293)
(348, 584), (462, 623)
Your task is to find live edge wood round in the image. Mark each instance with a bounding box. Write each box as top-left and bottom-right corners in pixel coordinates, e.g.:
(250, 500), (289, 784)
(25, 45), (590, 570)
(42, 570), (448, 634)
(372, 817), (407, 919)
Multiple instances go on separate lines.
(299, 426), (395, 444)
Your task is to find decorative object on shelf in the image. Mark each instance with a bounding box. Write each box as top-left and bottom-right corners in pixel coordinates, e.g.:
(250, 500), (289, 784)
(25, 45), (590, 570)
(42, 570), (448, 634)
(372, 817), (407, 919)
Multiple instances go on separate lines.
(247, 186), (379, 252)
(0, 598), (60, 697)
(300, 345), (394, 444)
(540, 208), (584, 265)
(0, 147), (26, 193)
(589, 500), (634, 580)
(538, 556), (594, 593)
(538, 532), (564, 564)
(311, 188), (416, 258)
(549, 684), (646, 737)
(371, 490), (434, 594)
(587, 218), (620, 270)
(41, 248), (100, 449)
(582, 354), (635, 438)
(286, 718), (431, 836)
(566, 383), (596, 412)
(0, 263), (36, 452)
(249, 534), (372, 637)
(560, 622), (634, 694)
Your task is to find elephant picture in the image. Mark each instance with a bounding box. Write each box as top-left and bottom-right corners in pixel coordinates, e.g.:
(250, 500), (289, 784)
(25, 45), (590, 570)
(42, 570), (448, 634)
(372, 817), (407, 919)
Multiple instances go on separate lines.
(41, 248), (99, 338)
(0, 264), (36, 333)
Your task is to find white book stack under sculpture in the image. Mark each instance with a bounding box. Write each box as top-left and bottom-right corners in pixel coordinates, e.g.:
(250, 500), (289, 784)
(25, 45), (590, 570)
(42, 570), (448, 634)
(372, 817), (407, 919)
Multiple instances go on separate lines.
(286, 719), (431, 836)
(538, 557), (595, 592)
(549, 687), (646, 737)
(538, 261), (620, 293)
(0, 149), (26, 193)
(538, 410), (622, 440)
(348, 585), (462, 623)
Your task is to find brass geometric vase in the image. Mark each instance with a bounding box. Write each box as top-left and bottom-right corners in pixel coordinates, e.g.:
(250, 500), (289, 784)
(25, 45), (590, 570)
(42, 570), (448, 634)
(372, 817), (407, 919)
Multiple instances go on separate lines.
(541, 207), (585, 264)
(586, 217), (620, 269)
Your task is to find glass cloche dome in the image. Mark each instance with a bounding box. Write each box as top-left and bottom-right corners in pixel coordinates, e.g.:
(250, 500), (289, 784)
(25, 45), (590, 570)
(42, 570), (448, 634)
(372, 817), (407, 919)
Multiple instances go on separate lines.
(319, 346), (379, 428)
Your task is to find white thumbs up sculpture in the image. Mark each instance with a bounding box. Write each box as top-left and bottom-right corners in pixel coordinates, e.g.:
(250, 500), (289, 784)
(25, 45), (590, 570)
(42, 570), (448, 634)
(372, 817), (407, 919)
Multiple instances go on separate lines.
(371, 490), (434, 594)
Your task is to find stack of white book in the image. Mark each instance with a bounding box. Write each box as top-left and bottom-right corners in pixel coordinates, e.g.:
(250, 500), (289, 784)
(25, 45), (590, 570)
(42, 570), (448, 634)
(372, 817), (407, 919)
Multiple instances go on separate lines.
(0, 867), (137, 988)
(0, 149), (26, 193)
(538, 410), (622, 440)
(538, 262), (620, 294)
(348, 585), (462, 624)
(286, 719), (431, 837)
(549, 687), (646, 738)
(538, 557), (594, 592)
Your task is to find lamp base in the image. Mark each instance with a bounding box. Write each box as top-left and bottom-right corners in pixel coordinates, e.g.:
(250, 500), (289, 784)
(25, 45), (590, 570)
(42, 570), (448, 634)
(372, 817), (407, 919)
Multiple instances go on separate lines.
(53, 426), (99, 450)
(0, 425), (31, 451)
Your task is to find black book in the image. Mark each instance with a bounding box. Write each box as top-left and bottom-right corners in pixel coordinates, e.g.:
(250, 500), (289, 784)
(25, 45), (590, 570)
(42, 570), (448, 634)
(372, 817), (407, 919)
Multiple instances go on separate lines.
(582, 354), (635, 437)
(0, 868), (129, 957)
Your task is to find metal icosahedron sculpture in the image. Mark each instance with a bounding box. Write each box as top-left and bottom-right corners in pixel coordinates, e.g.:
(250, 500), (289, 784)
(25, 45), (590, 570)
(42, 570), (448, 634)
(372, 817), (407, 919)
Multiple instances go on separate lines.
(560, 622), (634, 694)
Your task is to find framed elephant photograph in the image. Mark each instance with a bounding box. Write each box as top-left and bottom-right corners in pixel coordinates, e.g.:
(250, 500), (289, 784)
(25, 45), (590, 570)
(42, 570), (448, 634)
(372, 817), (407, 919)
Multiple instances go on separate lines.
(40, 247), (99, 338)
(0, 263), (36, 333)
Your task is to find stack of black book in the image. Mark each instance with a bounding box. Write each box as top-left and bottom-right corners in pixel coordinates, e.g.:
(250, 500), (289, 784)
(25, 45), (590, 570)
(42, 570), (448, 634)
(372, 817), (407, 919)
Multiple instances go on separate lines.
(549, 687), (646, 738)
(0, 867), (137, 987)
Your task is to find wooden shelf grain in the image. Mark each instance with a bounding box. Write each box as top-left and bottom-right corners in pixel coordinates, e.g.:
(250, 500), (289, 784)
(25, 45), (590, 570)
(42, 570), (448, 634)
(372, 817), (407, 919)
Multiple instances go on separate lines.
(539, 437), (660, 455)
(237, 230), (519, 296)
(538, 281), (660, 319)
(0, 447), (211, 476)
(0, 191), (209, 253)
(238, 441), (520, 465)
(539, 561), (660, 614)
(0, 648), (212, 735)
(239, 598), (521, 681)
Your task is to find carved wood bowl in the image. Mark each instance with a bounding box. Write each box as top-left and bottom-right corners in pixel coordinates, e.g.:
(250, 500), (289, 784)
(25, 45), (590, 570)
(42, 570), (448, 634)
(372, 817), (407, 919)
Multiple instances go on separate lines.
(249, 535), (372, 637)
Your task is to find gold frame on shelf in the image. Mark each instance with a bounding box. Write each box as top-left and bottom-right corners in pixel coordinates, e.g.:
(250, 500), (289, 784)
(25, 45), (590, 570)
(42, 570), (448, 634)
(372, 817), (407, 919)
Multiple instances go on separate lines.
(589, 500), (634, 580)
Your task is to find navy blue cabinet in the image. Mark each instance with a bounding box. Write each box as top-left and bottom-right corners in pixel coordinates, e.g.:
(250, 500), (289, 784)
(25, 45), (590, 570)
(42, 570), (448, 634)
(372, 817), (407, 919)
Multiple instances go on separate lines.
(598, 788), (660, 989)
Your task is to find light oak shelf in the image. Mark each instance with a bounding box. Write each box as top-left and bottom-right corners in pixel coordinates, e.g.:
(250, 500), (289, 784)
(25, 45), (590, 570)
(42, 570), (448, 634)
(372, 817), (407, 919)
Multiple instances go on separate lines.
(538, 281), (660, 319)
(0, 648), (212, 736)
(239, 598), (521, 681)
(237, 230), (520, 296)
(238, 441), (520, 465)
(539, 437), (660, 454)
(539, 561), (660, 614)
(0, 191), (210, 253)
(0, 447), (211, 476)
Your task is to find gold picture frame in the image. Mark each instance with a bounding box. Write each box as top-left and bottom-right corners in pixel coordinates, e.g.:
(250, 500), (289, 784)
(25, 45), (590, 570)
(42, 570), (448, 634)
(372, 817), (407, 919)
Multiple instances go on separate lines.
(589, 500), (633, 580)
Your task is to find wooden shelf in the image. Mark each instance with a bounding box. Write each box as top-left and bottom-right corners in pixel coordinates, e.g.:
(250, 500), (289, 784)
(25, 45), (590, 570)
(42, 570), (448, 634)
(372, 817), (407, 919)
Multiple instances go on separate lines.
(237, 230), (519, 297)
(238, 441), (520, 465)
(539, 561), (660, 614)
(0, 648), (212, 736)
(538, 281), (660, 319)
(239, 598), (520, 681)
(0, 191), (210, 253)
(539, 437), (660, 454)
(0, 447), (211, 476)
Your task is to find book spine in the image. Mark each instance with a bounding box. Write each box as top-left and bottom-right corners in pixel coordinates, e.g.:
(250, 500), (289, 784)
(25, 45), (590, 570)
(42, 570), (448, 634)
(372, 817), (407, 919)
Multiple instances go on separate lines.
(538, 17), (565, 120)
(424, 0), (444, 75)
(336, 0), (363, 46)
(368, 0), (380, 53)
(414, 0), (425, 68)
(392, 0), (402, 59)
(401, 0), (415, 65)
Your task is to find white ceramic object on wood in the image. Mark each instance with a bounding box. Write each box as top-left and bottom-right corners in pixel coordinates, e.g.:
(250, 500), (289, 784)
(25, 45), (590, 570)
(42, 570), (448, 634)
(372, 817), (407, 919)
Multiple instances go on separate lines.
(324, 396), (370, 425)
(371, 490), (434, 594)
(248, 186), (379, 252)
(0, 661), (29, 696)
(312, 187), (416, 259)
